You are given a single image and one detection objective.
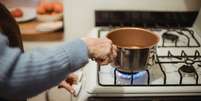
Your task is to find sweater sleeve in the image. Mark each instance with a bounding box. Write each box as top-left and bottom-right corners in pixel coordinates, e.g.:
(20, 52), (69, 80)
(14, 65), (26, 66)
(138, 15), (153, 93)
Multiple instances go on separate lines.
(0, 33), (89, 100)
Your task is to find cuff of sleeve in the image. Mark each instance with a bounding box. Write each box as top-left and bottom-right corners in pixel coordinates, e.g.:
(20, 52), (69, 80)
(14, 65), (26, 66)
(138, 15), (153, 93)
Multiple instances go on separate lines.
(62, 39), (89, 72)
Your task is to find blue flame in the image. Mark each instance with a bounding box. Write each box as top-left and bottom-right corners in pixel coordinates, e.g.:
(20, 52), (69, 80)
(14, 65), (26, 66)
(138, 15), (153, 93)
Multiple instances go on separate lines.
(116, 70), (146, 80)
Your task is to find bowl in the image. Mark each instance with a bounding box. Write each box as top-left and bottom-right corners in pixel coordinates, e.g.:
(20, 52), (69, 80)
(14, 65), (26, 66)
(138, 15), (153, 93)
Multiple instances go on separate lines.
(36, 21), (63, 32)
(37, 13), (63, 22)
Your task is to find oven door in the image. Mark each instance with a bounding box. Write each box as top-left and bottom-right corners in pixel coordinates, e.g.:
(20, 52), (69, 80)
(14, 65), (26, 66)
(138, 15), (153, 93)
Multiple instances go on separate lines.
(88, 96), (201, 101)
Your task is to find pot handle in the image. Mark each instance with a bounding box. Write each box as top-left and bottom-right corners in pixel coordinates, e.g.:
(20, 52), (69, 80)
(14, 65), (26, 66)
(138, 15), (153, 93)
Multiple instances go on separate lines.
(120, 48), (125, 66)
(147, 46), (157, 66)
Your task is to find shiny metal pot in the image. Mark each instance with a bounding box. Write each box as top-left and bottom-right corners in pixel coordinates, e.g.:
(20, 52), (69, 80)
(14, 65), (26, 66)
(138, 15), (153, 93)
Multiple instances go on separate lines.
(107, 27), (160, 73)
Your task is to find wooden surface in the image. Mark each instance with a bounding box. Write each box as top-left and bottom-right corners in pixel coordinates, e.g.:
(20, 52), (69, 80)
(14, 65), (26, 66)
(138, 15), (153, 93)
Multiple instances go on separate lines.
(19, 20), (64, 41)
(2, 0), (64, 41)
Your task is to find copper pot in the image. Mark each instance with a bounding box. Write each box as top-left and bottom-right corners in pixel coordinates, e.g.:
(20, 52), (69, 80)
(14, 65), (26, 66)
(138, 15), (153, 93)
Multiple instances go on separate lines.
(107, 27), (160, 73)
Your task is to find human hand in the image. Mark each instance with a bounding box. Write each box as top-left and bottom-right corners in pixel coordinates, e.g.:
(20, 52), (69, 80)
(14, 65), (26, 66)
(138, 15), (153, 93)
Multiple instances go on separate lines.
(58, 73), (78, 95)
(81, 37), (117, 65)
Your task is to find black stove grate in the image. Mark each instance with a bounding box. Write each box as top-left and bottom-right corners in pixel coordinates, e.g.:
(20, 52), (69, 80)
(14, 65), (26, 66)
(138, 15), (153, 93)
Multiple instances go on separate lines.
(157, 50), (201, 85)
(97, 28), (201, 86)
(159, 28), (200, 48)
(97, 50), (201, 86)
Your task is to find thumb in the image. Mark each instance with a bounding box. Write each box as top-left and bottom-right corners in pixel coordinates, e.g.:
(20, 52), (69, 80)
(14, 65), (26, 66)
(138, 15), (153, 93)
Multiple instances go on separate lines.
(58, 81), (75, 94)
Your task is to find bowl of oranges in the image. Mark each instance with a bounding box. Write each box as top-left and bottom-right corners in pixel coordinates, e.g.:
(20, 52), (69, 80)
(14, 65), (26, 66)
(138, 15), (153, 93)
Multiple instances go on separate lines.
(36, 2), (63, 22)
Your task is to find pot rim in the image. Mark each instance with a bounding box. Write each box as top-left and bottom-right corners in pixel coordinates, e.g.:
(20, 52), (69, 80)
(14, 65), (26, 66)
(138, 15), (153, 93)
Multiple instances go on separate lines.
(106, 27), (160, 49)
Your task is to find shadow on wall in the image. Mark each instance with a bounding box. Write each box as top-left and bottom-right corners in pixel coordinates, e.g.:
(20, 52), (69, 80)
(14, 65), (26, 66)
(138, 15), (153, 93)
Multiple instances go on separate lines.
(183, 0), (201, 11)
(193, 9), (201, 33)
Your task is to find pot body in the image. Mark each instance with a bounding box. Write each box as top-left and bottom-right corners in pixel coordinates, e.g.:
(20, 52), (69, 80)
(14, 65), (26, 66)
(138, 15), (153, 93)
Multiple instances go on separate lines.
(112, 47), (156, 73)
(107, 27), (159, 73)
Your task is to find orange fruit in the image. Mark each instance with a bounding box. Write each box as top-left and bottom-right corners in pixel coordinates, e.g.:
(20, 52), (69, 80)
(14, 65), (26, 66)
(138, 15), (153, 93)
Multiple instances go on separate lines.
(51, 12), (58, 15)
(11, 8), (23, 17)
(44, 2), (54, 13)
(53, 2), (63, 13)
(36, 6), (46, 14)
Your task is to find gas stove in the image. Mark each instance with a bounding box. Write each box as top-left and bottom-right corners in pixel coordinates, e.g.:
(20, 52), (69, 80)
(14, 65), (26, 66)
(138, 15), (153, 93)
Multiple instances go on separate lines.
(72, 29), (201, 101)
(73, 27), (201, 101)
(96, 27), (201, 86)
(72, 9), (201, 101)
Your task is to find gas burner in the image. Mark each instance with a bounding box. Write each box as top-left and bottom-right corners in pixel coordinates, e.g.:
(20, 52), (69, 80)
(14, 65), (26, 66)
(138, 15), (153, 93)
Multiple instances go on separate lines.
(157, 50), (201, 84)
(162, 32), (179, 42)
(157, 28), (200, 48)
(178, 64), (198, 84)
(116, 70), (144, 80)
(179, 58), (196, 77)
(179, 65), (196, 75)
(185, 58), (195, 65)
(113, 68), (148, 85)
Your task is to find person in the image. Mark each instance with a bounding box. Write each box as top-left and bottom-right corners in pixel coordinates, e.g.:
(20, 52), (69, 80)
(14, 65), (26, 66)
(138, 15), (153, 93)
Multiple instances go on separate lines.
(0, 32), (117, 100)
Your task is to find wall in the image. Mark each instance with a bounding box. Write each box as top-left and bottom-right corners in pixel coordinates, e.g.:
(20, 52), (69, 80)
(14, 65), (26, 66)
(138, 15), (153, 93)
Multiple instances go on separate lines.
(95, 0), (201, 11)
(1, 0), (63, 7)
(194, 8), (201, 35)
(64, 0), (95, 40)
(64, 0), (201, 40)
(1, 0), (40, 7)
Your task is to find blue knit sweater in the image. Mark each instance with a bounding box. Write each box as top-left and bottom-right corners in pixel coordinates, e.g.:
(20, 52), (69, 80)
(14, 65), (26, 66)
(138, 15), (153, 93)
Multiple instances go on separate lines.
(0, 32), (89, 100)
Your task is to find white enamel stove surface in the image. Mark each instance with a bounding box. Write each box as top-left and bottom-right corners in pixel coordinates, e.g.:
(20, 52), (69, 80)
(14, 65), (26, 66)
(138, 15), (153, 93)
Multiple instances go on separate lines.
(84, 28), (201, 95)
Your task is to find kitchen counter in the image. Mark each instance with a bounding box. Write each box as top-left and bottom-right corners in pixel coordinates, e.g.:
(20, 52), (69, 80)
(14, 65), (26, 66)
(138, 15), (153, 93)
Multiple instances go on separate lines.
(19, 20), (64, 41)
(20, 20), (65, 51)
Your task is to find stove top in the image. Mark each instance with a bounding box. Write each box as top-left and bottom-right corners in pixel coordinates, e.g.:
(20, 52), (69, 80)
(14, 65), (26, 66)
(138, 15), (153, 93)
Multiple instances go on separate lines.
(95, 27), (201, 86)
(154, 28), (200, 48)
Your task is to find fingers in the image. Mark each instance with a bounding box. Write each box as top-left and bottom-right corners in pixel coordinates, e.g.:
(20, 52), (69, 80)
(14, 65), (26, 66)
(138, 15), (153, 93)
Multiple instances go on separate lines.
(58, 80), (75, 94)
(94, 38), (117, 65)
(82, 36), (117, 65)
(66, 73), (78, 85)
(104, 38), (112, 44)
(96, 44), (117, 65)
(110, 44), (117, 61)
(58, 73), (78, 95)
(95, 56), (110, 65)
